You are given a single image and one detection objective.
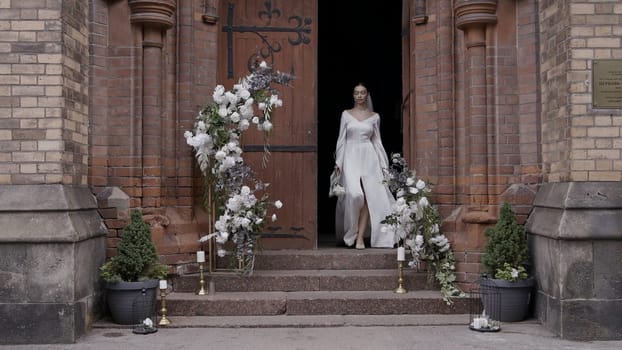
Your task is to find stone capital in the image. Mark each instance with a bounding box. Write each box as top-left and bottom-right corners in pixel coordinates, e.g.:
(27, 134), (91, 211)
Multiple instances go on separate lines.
(454, 0), (497, 31)
(128, 0), (176, 30)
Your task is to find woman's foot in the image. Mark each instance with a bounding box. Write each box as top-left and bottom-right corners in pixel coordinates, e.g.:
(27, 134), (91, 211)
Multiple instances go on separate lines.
(356, 239), (365, 250)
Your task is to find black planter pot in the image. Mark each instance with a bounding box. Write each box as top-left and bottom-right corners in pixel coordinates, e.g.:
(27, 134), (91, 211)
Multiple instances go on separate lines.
(105, 279), (159, 325)
(479, 277), (535, 322)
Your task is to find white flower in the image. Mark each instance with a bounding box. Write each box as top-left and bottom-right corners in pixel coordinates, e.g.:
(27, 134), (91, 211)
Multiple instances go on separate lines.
(225, 91), (239, 105)
(511, 268), (519, 279)
(238, 88), (250, 100)
(218, 105), (228, 117)
(143, 318), (153, 327)
(212, 85), (225, 103)
(259, 61), (268, 68)
(270, 94), (282, 107)
(239, 119), (250, 130)
(416, 179), (426, 190)
(271, 213), (277, 221)
(252, 116), (260, 124)
(419, 197), (429, 208)
(415, 234), (424, 247)
(230, 112), (241, 123)
(258, 102), (267, 111)
(406, 177), (415, 186)
(333, 184), (346, 196)
(215, 150), (226, 160)
(274, 200), (283, 208)
(263, 120), (273, 131)
(184, 130), (193, 139)
(408, 187), (419, 195)
(241, 186), (251, 195)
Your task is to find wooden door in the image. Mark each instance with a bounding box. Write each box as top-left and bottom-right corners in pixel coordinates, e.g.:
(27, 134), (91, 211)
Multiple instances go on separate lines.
(218, 0), (317, 249)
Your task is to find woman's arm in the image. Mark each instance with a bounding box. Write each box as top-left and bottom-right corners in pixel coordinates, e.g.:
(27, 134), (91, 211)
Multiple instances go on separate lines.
(334, 112), (347, 172)
(371, 115), (389, 171)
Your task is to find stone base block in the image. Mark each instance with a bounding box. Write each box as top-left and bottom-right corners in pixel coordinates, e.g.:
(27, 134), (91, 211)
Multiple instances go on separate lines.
(526, 182), (622, 341)
(0, 185), (107, 344)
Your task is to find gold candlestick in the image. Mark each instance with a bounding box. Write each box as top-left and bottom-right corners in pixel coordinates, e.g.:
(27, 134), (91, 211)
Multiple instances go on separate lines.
(158, 288), (171, 326)
(197, 262), (208, 295)
(394, 260), (408, 294)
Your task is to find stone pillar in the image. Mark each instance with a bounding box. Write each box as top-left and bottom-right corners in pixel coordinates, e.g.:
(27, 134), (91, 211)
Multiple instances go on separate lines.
(128, 0), (176, 208)
(526, 183), (622, 340)
(0, 0), (108, 344)
(455, 0), (497, 223)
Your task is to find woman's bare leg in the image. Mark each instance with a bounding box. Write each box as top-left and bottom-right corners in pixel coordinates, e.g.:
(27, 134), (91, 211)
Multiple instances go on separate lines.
(356, 200), (369, 249)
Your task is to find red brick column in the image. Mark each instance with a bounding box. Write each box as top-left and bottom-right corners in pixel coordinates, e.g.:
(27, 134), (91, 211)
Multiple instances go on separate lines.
(128, 0), (176, 207)
(455, 0), (497, 222)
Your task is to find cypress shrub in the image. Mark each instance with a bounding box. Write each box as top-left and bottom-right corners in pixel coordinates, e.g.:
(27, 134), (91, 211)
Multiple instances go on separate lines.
(481, 203), (529, 280)
(100, 209), (168, 283)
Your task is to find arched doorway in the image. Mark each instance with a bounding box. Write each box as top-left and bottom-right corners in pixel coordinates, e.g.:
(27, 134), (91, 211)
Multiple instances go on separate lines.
(317, 1), (403, 246)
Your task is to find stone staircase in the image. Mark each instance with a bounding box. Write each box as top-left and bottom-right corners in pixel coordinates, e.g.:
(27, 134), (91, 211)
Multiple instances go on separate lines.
(160, 248), (472, 324)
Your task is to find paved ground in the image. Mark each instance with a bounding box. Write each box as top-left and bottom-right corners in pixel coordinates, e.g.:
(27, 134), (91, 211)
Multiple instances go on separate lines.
(3, 316), (622, 350)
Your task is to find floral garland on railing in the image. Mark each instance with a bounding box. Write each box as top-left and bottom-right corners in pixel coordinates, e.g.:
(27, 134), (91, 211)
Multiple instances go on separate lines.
(381, 153), (464, 304)
(184, 61), (293, 275)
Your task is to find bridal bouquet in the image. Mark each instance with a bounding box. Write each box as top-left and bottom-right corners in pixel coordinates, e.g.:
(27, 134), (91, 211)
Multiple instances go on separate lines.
(381, 153), (463, 304)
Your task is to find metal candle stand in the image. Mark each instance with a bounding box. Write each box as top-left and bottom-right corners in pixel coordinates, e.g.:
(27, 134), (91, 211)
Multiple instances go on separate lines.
(158, 288), (171, 326)
(395, 260), (408, 294)
(197, 262), (208, 295)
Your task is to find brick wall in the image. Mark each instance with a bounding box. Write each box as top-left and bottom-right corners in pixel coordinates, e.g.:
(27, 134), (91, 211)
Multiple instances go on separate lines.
(540, 0), (622, 182)
(0, 0), (89, 185)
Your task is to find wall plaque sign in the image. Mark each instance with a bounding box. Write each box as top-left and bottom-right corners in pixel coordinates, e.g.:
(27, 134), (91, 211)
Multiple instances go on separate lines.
(593, 59), (622, 108)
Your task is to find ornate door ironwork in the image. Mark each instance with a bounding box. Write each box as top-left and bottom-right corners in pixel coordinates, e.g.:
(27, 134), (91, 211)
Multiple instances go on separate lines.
(222, 0), (312, 78)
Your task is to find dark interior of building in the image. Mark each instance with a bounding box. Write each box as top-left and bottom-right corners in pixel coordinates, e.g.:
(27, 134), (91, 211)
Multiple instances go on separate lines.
(317, 1), (403, 246)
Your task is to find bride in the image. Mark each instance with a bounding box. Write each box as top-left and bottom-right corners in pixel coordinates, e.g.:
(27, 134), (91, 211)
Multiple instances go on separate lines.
(333, 83), (396, 249)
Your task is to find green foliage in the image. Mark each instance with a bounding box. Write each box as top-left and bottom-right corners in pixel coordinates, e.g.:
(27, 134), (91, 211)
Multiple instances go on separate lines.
(495, 263), (528, 282)
(100, 209), (168, 283)
(481, 203), (529, 280)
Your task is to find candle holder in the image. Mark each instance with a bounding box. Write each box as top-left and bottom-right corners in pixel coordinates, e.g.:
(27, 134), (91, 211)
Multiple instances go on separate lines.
(394, 260), (408, 294)
(158, 288), (171, 326)
(197, 262), (208, 295)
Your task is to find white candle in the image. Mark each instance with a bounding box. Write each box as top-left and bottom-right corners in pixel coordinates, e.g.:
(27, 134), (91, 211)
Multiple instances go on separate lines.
(197, 250), (205, 263)
(473, 317), (482, 329)
(159, 279), (167, 290)
(480, 317), (488, 328)
(397, 247), (405, 261)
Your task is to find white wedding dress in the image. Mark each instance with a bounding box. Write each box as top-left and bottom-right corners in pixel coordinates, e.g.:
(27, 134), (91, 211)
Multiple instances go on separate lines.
(334, 110), (396, 248)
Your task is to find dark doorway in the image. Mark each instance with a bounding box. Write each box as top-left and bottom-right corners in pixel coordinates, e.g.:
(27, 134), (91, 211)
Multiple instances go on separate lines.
(317, 1), (403, 246)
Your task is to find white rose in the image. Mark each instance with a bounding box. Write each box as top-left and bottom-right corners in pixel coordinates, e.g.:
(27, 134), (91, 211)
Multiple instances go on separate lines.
(238, 119), (250, 130)
(416, 179), (426, 190)
(241, 186), (251, 195)
(274, 200), (283, 208)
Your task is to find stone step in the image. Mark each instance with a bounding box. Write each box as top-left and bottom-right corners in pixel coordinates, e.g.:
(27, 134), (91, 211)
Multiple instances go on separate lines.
(213, 248), (403, 271)
(172, 269), (435, 293)
(164, 290), (472, 317)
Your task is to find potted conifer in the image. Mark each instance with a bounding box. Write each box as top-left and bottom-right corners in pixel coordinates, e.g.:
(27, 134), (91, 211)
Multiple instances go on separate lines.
(479, 202), (534, 322)
(100, 209), (168, 325)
